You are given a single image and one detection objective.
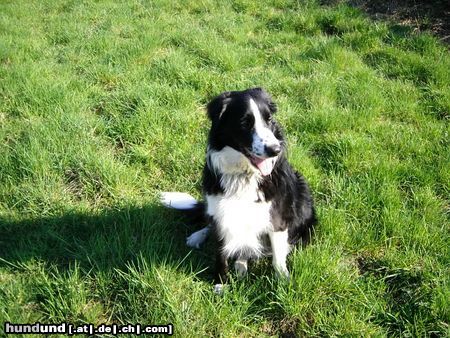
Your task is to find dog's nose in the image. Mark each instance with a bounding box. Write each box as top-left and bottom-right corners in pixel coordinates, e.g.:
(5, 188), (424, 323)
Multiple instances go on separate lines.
(265, 144), (281, 157)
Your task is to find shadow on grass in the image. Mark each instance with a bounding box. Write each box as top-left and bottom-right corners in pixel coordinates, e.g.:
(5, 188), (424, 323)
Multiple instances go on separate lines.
(357, 255), (443, 336)
(322, 0), (450, 43)
(0, 204), (213, 279)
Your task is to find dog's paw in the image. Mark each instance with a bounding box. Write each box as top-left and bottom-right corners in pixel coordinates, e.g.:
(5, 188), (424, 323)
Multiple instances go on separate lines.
(234, 259), (248, 278)
(160, 192), (197, 210)
(275, 267), (290, 281)
(186, 227), (210, 249)
(214, 284), (225, 295)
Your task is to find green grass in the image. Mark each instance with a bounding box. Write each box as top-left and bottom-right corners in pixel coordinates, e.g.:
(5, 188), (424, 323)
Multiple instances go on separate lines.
(0, 0), (449, 336)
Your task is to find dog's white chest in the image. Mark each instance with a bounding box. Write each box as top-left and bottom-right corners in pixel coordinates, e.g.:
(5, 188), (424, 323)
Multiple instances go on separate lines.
(206, 181), (272, 257)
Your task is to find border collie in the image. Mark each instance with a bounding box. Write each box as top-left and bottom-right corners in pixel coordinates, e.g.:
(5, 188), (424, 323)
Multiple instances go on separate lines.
(162, 88), (316, 292)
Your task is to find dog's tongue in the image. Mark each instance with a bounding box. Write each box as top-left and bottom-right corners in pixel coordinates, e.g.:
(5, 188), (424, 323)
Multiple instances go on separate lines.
(252, 157), (275, 176)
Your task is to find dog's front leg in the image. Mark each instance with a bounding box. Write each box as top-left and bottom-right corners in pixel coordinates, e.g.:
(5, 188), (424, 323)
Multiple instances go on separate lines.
(214, 241), (229, 294)
(269, 230), (290, 279)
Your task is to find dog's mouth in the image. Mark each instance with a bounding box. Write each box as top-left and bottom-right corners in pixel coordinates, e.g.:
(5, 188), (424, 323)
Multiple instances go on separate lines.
(248, 154), (277, 176)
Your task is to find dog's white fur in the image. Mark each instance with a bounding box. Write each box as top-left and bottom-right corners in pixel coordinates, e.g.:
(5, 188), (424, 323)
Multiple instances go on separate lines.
(249, 99), (280, 157)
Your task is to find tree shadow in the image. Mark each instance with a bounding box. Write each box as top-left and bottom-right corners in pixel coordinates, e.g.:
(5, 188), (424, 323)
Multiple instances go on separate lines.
(335, 0), (449, 43)
(0, 203), (214, 279)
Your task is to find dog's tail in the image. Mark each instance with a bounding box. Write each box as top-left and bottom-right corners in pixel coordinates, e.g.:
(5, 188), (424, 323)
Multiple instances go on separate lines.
(160, 192), (206, 223)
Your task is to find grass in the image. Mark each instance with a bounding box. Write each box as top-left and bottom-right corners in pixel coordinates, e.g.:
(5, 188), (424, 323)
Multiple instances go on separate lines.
(0, 0), (448, 336)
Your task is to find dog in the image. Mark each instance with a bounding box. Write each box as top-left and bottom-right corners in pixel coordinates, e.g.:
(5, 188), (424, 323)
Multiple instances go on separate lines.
(162, 88), (316, 292)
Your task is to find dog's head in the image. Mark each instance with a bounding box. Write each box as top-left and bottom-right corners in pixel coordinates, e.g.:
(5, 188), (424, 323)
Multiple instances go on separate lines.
(206, 88), (284, 176)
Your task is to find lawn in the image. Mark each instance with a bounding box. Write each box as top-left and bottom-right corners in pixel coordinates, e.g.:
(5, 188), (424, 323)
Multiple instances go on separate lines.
(0, 0), (448, 336)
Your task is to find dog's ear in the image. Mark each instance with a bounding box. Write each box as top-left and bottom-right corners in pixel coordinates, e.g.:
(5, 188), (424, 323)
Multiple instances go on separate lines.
(249, 87), (277, 114)
(206, 91), (232, 122)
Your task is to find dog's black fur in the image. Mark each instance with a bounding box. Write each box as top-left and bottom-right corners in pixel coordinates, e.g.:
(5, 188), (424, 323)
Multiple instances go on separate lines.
(206, 88), (316, 283)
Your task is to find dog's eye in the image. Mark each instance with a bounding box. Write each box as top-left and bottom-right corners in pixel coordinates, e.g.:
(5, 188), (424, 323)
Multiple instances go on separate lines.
(266, 115), (275, 125)
(241, 116), (254, 130)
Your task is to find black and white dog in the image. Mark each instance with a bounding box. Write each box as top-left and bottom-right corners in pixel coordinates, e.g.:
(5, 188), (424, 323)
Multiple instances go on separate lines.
(162, 88), (316, 292)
